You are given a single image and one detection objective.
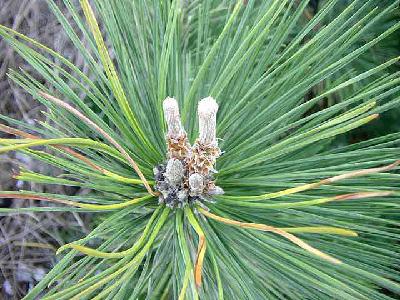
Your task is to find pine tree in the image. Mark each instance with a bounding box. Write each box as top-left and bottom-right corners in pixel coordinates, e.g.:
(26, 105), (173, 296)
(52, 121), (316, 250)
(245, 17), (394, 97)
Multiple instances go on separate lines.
(0, 0), (399, 299)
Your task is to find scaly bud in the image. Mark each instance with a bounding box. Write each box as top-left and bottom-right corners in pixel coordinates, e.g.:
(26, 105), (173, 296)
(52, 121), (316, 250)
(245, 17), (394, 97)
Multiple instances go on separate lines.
(189, 173), (204, 196)
(165, 158), (184, 186)
(198, 97), (218, 146)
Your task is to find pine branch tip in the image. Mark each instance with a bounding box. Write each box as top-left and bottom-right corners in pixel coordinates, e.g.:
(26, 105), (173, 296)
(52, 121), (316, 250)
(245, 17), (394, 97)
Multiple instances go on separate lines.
(198, 96), (218, 116)
(198, 97), (218, 146)
(163, 97), (185, 139)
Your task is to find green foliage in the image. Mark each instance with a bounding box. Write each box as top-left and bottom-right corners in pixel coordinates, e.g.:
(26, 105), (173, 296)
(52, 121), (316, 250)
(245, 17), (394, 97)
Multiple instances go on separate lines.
(0, 0), (399, 299)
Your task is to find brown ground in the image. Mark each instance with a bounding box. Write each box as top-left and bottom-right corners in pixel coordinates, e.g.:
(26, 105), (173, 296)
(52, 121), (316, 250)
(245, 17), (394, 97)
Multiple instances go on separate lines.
(0, 1), (88, 298)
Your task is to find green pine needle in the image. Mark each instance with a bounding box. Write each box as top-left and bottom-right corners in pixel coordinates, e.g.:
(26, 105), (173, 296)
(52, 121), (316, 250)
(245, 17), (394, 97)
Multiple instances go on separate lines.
(0, 0), (399, 299)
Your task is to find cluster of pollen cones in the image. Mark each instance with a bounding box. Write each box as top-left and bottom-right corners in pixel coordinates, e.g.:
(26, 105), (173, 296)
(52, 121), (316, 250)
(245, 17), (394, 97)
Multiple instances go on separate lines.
(154, 96), (224, 208)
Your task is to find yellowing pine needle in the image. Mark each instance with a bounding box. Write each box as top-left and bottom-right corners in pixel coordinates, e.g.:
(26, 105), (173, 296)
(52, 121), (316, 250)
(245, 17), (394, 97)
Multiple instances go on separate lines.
(281, 227), (358, 236)
(38, 92), (156, 195)
(79, 1), (139, 134)
(225, 160), (399, 201)
(198, 208), (342, 264)
(179, 265), (192, 300)
(176, 211), (198, 300)
(0, 137), (119, 158)
(0, 123), (145, 184)
(67, 208), (170, 300)
(56, 206), (161, 258)
(0, 193), (152, 211)
(185, 207), (207, 288)
(79, 0), (157, 156)
(226, 191), (394, 209)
